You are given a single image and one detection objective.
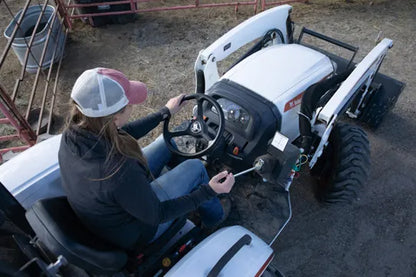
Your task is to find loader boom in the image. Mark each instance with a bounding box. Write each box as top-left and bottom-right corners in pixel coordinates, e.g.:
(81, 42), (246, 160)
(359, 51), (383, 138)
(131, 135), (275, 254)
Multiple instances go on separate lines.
(310, 38), (393, 167)
(318, 38), (393, 124)
(194, 5), (292, 92)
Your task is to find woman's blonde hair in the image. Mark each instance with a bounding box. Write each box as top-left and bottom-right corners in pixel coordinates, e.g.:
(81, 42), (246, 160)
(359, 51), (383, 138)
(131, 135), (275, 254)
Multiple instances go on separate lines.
(67, 101), (150, 179)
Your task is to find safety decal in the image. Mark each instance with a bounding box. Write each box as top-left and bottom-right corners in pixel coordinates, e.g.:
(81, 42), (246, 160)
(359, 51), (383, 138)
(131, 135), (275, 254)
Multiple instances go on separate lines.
(284, 93), (304, 112)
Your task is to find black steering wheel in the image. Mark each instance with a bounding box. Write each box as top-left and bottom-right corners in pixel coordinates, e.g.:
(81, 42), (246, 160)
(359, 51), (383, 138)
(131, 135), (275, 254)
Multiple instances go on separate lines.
(163, 94), (225, 158)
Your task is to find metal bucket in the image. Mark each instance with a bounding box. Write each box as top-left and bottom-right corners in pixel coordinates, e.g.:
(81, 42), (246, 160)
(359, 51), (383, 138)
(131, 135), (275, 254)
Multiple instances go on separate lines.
(4, 5), (65, 73)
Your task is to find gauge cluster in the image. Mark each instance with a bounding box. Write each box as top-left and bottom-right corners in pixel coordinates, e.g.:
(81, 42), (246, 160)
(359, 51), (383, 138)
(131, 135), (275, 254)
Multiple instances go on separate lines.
(210, 98), (251, 127)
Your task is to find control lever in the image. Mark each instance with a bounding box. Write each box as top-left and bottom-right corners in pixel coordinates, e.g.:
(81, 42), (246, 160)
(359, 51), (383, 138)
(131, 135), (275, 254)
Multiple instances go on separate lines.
(218, 159), (264, 183)
(234, 159), (264, 178)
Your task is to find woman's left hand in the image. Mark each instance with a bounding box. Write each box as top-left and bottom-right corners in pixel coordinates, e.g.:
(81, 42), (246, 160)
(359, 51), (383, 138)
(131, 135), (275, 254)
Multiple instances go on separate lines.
(165, 94), (186, 115)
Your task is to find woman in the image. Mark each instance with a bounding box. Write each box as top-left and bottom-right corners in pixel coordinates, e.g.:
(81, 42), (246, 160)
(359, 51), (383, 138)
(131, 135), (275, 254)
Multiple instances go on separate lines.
(58, 68), (234, 250)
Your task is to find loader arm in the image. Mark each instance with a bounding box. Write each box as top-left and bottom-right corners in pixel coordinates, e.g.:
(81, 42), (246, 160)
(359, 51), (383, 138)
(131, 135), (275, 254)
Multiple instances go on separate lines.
(310, 38), (393, 167)
(194, 4), (292, 92)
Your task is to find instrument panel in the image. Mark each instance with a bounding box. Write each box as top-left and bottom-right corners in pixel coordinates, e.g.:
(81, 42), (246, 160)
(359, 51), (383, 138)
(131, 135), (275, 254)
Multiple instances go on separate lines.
(210, 98), (251, 128)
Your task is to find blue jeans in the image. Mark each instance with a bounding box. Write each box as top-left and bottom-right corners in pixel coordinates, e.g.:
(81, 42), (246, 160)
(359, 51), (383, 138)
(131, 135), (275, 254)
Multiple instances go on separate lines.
(143, 136), (223, 240)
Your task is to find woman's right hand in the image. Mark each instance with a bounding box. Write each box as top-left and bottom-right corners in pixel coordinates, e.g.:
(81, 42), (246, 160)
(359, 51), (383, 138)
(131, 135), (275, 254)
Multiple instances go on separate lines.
(209, 171), (235, 194)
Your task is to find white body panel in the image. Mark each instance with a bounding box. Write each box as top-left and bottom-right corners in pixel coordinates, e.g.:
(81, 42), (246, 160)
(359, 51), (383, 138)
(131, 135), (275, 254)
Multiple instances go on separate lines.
(166, 225), (273, 277)
(222, 44), (333, 140)
(0, 135), (63, 209)
(318, 38), (393, 124)
(310, 38), (393, 167)
(195, 5), (292, 91)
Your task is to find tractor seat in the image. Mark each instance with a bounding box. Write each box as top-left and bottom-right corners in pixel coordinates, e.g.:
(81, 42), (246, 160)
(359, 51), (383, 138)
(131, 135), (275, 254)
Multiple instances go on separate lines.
(25, 197), (189, 275)
(25, 196), (128, 275)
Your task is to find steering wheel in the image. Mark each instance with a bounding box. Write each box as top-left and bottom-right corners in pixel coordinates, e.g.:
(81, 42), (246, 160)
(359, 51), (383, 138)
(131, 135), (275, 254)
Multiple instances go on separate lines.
(163, 94), (225, 158)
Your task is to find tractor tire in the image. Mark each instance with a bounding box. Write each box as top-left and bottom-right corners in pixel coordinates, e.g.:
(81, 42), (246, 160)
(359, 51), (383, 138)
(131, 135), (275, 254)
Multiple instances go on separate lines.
(359, 84), (400, 128)
(311, 122), (370, 204)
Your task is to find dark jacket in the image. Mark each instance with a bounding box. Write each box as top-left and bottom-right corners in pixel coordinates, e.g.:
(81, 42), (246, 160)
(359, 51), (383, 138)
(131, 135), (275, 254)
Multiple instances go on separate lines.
(58, 107), (216, 250)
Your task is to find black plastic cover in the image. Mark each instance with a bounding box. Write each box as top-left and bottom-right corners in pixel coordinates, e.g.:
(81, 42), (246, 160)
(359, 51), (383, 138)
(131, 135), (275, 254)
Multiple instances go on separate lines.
(0, 182), (34, 235)
(205, 79), (282, 169)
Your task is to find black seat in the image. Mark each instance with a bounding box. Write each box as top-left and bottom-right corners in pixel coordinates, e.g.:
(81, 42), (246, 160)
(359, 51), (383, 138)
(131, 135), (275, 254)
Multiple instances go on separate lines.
(25, 197), (190, 275)
(25, 197), (128, 275)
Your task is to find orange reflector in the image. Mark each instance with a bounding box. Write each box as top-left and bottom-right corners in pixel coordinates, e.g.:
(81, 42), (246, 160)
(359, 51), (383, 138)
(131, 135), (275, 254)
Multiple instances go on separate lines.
(233, 146), (239, 155)
(179, 244), (187, 253)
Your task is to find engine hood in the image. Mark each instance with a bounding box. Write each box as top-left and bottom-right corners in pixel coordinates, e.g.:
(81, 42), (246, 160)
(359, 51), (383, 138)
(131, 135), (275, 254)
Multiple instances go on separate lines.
(221, 43), (334, 104)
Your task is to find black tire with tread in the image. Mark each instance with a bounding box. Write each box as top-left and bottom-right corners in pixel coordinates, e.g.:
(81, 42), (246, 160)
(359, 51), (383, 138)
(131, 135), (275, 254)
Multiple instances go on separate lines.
(311, 122), (370, 204)
(359, 84), (401, 129)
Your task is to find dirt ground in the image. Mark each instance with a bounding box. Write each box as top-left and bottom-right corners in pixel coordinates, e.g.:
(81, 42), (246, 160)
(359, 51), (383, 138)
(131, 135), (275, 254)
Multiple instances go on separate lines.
(1, 0), (416, 276)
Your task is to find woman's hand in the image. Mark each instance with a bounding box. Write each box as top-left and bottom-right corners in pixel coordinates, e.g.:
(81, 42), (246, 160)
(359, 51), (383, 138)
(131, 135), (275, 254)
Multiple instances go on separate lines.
(209, 171), (235, 194)
(165, 94), (186, 115)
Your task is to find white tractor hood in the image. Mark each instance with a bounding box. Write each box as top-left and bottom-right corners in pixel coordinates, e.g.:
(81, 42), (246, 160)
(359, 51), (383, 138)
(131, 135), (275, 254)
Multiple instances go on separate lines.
(222, 43), (334, 105)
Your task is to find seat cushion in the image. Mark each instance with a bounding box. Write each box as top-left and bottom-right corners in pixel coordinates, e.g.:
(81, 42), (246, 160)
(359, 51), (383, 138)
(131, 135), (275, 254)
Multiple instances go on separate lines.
(25, 197), (127, 274)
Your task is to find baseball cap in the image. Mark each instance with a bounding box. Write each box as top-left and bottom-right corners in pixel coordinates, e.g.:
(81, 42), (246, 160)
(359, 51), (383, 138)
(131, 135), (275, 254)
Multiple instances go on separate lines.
(71, 68), (147, 117)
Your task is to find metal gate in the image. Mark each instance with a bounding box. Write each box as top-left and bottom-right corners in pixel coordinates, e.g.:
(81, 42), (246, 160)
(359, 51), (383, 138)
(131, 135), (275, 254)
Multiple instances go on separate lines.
(0, 0), (69, 162)
(55, 0), (307, 29)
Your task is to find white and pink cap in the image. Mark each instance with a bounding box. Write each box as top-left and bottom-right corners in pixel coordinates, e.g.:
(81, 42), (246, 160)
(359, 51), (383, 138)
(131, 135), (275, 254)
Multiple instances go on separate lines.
(71, 68), (147, 117)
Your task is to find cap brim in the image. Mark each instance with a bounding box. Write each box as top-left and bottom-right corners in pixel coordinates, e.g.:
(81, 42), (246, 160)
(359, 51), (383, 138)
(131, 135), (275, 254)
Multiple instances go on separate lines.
(126, 80), (147, 105)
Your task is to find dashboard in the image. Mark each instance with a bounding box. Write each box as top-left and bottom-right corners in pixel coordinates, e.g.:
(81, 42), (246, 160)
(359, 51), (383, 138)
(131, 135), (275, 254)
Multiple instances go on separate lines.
(191, 79), (281, 168)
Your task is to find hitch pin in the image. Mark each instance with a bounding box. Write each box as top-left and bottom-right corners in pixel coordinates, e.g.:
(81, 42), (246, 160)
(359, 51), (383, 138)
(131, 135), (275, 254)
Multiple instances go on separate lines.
(234, 159), (264, 178)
